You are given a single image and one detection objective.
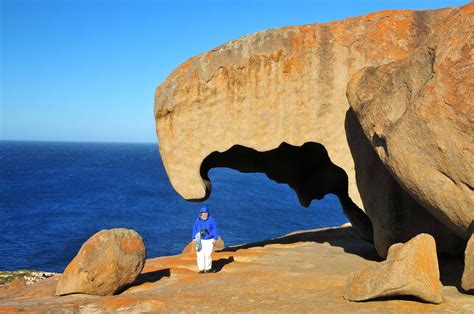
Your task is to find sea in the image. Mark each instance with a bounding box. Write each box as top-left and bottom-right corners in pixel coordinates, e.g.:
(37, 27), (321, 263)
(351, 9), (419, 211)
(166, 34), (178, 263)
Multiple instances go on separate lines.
(0, 141), (347, 273)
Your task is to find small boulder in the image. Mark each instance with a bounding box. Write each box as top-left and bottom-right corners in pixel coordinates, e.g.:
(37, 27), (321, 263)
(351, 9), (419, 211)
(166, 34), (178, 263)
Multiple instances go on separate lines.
(56, 228), (146, 296)
(214, 236), (225, 251)
(344, 233), (442, 304)
(182, 236), (225, 254)
(462, 233), (474, 293)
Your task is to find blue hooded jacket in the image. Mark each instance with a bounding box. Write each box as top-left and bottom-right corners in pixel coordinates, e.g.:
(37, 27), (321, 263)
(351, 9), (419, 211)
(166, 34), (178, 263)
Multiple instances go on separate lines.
(192, 207), (218, 241)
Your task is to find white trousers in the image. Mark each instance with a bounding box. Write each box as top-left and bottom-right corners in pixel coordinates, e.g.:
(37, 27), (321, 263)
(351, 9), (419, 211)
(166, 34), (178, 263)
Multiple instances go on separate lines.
(197, 239), (214, 271)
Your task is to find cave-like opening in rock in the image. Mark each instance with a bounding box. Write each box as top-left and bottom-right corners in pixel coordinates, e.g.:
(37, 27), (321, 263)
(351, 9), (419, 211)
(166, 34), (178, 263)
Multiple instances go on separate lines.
(200, 142), (374, 242)
(202, 167), (348, 246)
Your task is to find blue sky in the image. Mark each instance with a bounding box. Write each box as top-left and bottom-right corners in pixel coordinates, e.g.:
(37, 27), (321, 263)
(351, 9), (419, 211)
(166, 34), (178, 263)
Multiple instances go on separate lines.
(1, 0), (468, 143)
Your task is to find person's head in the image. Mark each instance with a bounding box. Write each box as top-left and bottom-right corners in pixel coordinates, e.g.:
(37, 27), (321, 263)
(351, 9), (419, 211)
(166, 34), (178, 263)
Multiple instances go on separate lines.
(199, 206), (209, 220)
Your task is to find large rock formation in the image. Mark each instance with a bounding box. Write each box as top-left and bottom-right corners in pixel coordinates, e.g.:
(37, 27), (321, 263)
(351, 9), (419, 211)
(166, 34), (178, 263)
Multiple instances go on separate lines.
(344, 233), (443, 303)
(56, 228), (146, 296)
(346, 11), (473, 242)
(155, 3), (473, 258)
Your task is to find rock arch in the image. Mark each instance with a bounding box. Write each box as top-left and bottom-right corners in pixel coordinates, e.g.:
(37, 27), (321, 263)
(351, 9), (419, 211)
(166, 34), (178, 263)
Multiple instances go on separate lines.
(200, 142), (374, 242)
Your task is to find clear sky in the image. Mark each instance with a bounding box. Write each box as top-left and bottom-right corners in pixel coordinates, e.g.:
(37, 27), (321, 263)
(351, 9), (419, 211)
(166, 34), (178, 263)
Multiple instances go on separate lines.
(1, 0), (468, 143)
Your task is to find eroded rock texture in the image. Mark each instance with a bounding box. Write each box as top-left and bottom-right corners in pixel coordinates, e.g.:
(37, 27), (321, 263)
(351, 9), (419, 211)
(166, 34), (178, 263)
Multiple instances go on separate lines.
(344, 233), (443, 304)
(155, 3), (473, 257)
(347, 14), (473, 242)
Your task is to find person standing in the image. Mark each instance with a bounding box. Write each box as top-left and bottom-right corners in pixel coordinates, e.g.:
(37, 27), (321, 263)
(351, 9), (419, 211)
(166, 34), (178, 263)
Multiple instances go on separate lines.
(192, 206), (218, 273)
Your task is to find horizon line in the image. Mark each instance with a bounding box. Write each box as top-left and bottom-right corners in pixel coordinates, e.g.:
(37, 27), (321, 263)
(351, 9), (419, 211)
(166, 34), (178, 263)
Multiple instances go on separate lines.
(0, 139), (158, 145)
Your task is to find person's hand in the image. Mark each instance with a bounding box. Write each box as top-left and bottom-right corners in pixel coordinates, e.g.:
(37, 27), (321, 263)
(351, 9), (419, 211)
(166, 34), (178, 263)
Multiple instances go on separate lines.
(212, 239), (216, 245)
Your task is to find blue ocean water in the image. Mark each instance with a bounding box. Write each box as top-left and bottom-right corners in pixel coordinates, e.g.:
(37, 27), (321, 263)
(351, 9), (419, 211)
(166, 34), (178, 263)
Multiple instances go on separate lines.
(0, 141), (347, 272)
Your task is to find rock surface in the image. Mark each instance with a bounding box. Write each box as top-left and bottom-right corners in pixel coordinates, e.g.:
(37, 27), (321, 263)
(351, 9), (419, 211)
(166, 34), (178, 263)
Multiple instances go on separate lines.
(344, 233), (442, 303)
(0, 277), (26, 290)
(56, 228), (146, 296)
(154, 3), (473, 257)
(462, 233), (474, 293)
(1, 227), (472, 312)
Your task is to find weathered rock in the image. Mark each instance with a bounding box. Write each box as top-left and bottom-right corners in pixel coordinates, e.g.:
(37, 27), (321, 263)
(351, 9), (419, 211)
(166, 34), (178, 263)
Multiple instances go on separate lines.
(462, 233), (474, 293)
(154, 3), (472, 257)
(2, 227), (473, 312)
(56, 228), (146, 296)
(347, 4), (474, 242)
(155, 7), (439, 204)
(214, 237), (225, 251)
(344, 233), (442, 304)
(182, 236), (225, 254)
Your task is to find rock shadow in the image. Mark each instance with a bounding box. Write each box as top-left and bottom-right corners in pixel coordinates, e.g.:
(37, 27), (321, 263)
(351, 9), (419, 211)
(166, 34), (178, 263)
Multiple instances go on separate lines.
(439, 254), (465, 293)
(221, 227), (382, 262)
(116, 268), (171, 294)
(354, 295), (434, 304)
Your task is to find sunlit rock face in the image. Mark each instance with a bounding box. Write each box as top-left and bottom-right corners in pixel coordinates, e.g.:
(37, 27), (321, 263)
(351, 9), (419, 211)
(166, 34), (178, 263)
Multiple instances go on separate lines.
(347, 8), (474, 242)
(155, 3), (472, 257)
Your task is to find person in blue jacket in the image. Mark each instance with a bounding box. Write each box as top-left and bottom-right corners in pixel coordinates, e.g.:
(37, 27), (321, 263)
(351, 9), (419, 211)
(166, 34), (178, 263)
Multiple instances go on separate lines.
(192, 206), (219, 273)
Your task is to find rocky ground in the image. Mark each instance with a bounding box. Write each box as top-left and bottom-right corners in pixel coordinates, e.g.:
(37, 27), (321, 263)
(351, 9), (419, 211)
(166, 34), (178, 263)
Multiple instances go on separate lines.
(0, 270), (56, 286)
(0, 226), (472, 313)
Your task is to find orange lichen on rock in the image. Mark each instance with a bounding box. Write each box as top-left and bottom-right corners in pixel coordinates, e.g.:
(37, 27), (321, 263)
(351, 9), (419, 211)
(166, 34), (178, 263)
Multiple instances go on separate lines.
(120, 237), (142, 254)
(55, 228), (146, 296)
(462, 1), (474, 12)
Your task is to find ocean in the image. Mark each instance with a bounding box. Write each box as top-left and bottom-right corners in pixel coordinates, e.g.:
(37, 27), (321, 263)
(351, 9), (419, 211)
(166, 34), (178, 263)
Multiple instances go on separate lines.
(0, 141), (347, 273)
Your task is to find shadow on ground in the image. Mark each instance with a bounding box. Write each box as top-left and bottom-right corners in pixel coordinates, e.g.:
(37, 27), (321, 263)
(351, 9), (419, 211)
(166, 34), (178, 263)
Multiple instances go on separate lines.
(211, 256), (234, 273)
(219, 227), (382, 262)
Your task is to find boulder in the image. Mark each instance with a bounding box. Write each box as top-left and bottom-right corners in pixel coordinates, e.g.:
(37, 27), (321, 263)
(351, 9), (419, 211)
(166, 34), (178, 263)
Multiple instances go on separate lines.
(154, 2), (472, 257)
(347, 9), (474, 242)
(182, 236), (225, 254)
(344, 233), (442, 304)
(462, 233), (474, 293)
(56, 228), (146, 296)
